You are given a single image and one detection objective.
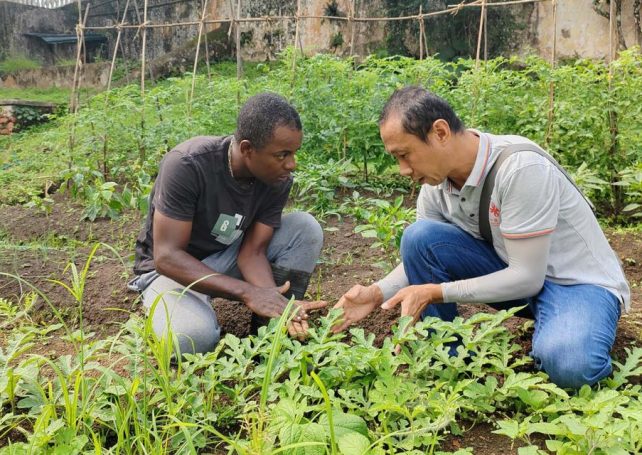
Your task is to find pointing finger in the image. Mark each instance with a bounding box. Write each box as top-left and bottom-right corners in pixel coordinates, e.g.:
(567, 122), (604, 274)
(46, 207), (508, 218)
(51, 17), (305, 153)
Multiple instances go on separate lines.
(301, 300), (328, 312)
(277, 281), (291, 295)
(381, 294), (401, 310)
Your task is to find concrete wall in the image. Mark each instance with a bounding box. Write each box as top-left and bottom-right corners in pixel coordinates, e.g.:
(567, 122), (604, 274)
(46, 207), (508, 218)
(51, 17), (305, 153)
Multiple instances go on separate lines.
(532, 0), (640, 60)
(83, 0), (386, 64)
(0, 2), (78, 65)
(1, 0), (641, 90)
(0, 62), (112, 88)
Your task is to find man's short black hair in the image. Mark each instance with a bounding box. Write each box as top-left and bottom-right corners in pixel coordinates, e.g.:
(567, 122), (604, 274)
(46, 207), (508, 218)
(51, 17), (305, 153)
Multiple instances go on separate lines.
(379, 86), (464, 141)
(235, 92), (302, 149)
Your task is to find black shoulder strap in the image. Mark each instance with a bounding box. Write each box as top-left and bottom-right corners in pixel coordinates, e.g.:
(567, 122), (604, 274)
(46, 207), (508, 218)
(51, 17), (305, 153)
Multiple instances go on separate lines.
(479, 143), (594, 245)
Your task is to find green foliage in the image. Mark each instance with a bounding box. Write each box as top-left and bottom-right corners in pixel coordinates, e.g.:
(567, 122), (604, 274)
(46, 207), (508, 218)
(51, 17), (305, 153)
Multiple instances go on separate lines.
(12, 106), (48, 132)
(1, 285), (641, 454)
(2, 50), (642, 222)
(0, 87), (86, 105)
(0, 56), (41, 75)
(383, 1), (523, 60)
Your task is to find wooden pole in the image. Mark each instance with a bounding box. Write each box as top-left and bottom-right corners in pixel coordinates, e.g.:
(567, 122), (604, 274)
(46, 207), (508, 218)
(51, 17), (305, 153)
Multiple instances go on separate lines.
(189, 0), (209, 118)
(70, 2), (89, 112)
(608, 0), (621, 213)
(418, 5), (424, 60)
(140, 0), (148, 97)
(139, 0), (149, 163)
(203, 17), (212, 80)
(291, 0), (301, 87)
(545, 0), (557, 146)
(483, 5), (488, 60)
(68, 1), (89, 188)
(475, 0), (486, 69)
(235, 0), (243, 80)
(107, 0), (130, 91)
(349, 0), (356, 57)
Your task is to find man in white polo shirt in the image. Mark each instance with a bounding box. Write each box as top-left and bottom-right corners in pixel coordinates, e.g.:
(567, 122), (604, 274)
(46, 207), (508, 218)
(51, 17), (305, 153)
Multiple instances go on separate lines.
(334, 86), (629, 388)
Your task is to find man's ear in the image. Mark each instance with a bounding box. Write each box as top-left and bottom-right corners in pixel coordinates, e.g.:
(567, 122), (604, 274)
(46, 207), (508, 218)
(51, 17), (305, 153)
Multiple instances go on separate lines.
(239, 139), (254, 157)
(431, 119), (451, 143)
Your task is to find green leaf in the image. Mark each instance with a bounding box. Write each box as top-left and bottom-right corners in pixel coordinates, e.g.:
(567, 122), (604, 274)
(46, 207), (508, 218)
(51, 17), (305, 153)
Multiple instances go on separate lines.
(527, 422), (563, 436)
(556, 415), (588, 436)
(517, 446), (545, 455)
(337, 432), (370, 455)
(319, 411), (369, 438)
(279, 422), (326, 455)
(493, 420), (520, 439)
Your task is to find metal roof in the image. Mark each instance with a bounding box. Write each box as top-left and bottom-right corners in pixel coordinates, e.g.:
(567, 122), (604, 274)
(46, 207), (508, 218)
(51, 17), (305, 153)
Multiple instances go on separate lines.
(23, 32), (107, 44)
(1, 0), (77, 9)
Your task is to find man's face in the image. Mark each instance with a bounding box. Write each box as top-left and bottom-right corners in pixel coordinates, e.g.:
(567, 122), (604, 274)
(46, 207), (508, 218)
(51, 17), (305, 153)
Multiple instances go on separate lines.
(379, 115), (449, 186)
(244, 125), (302, 185)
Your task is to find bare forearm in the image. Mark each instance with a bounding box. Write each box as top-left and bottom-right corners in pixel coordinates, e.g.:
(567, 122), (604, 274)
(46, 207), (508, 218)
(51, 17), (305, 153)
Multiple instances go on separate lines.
(156, 249), (253, 300)
(237, 249), (275, 288)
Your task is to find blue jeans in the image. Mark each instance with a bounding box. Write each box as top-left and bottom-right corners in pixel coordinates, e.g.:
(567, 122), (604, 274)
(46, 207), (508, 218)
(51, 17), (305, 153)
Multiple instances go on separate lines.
(400, 219), (621, 389)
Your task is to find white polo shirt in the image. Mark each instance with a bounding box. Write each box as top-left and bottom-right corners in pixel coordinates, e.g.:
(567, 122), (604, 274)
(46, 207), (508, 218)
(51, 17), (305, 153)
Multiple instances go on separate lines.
(414, 131), (630, 310)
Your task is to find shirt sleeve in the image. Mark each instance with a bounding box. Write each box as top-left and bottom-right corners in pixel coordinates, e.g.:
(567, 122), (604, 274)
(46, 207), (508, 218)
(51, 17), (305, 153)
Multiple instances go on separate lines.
(375, 262), (409, 301)
(153, 151), (199, 221)
(256, 178), (293, 228)
(440, 233), (551, 303)
(497, 157), (560, 239)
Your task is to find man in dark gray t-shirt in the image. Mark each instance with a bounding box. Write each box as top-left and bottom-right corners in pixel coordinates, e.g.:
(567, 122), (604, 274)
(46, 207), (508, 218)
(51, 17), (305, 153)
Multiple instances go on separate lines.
(130, 93), (326, 355)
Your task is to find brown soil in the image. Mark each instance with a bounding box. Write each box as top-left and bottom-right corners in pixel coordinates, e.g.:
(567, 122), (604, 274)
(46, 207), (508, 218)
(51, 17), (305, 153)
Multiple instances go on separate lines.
(1, 194), (641, 454)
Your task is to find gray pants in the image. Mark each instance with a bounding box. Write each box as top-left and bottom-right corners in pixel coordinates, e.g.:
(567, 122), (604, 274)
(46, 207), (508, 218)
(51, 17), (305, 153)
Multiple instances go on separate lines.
(133, 212), (323, 355)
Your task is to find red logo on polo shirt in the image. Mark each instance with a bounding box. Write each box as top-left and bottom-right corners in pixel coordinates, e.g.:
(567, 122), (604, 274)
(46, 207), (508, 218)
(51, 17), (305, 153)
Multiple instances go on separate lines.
(489, 202), (501, 225)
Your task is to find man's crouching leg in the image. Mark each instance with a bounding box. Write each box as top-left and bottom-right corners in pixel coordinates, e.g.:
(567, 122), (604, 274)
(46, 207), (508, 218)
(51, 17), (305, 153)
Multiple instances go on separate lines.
(251, 212), (324, 331)
(142, 275), (221, 355)
(530, 282), (621, 389)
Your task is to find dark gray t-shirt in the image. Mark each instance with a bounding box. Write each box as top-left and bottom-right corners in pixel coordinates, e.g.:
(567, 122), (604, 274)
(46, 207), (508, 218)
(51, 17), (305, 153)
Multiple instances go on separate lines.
(133, 135), (292, 275)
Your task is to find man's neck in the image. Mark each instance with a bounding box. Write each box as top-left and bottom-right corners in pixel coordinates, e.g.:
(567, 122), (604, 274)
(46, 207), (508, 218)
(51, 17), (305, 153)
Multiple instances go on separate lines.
(448, 130), (480, 190)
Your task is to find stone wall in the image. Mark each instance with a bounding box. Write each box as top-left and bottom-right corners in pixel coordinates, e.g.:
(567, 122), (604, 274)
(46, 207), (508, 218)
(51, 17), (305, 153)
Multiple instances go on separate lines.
(0, 105), (16, 135)
(532, 0), (641, 60)
(0, 100), (56, 135)
(0, 2), (78, 65)
(1, 0), (640, 90)
(84, 0), (386, 64)
(0, 62), (112, 89)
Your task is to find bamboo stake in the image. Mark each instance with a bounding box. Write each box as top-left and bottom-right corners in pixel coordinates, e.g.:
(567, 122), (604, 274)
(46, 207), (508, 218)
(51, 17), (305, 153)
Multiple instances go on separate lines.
(139, 0), (149, 163)
(70, 3), (89, 112)
(349, 0), (356, 57)
(68, 1), (89, 187)
(203, 17), (212, 80)
(483, 5), (488, 60)
(418, 5), (424, 60)
(189, 0), (209, 119)
(235, 0), (243, 81)
(608, 0), (621, 213)
(291, 0), (301, 88)
(475, 0), (486, 69)
(140, 0), (148, 97)
(107, 0), (130, 91)
(544, 0), (557, 146)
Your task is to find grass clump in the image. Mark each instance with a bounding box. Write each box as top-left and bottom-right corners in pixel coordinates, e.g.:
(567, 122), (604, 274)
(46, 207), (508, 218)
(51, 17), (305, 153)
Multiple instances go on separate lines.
(0, 56), (41, 75)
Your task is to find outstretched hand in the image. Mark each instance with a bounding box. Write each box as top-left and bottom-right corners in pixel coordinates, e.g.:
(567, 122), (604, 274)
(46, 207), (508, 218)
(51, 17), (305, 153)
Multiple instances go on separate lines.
(287, 299), (328, 341)
(244, 281), (328, 340)
(243, 281), (293, 318)
(331, 284), (383, 333)
(381, 283), (442, 353)
(381, 284), (441, 324)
